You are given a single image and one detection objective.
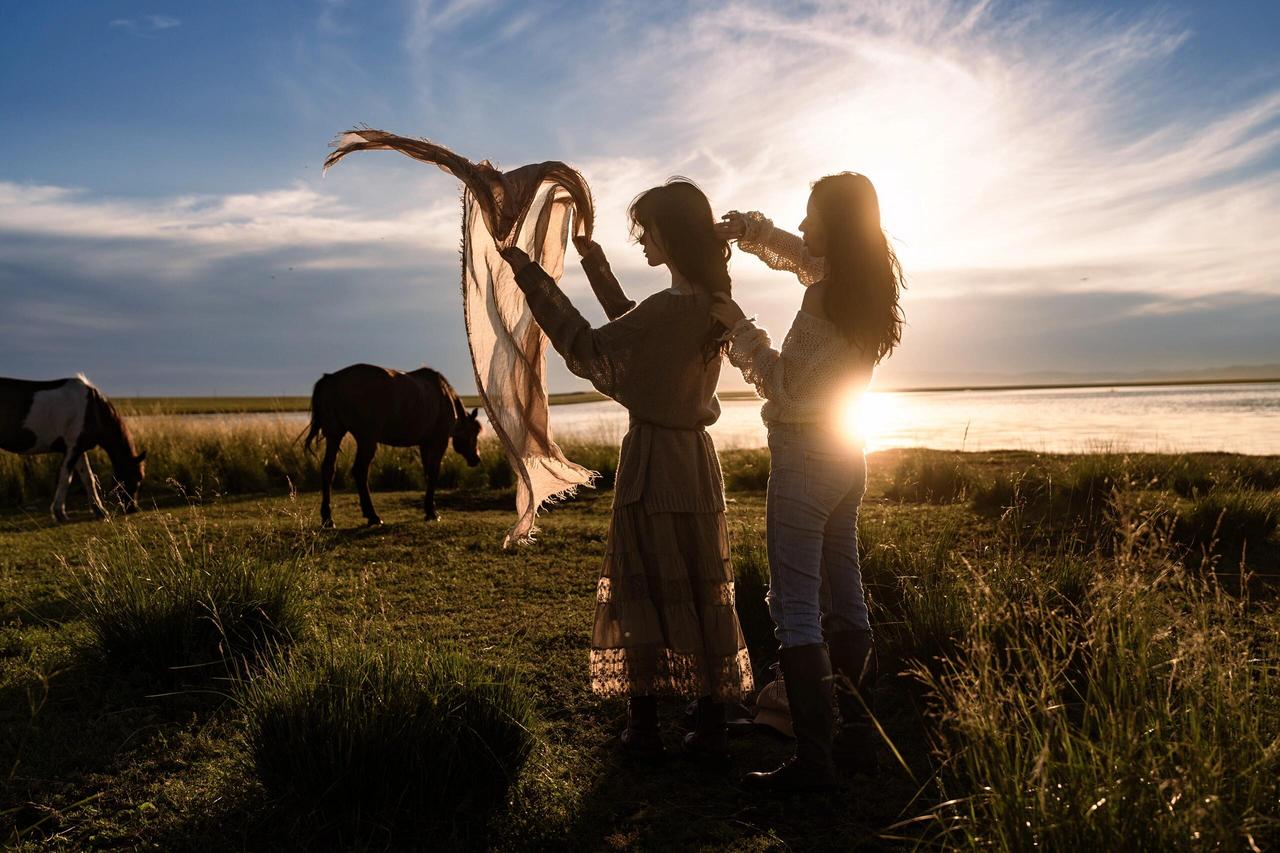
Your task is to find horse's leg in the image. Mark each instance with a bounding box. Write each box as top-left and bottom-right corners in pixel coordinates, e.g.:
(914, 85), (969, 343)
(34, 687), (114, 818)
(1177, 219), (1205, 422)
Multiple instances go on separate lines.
(419, 437), (448, 522)
(76, 454), (108, 518)
(320, 433), (342, 528)
(353, 440), (381, 526)
(50, 450), (78, 523)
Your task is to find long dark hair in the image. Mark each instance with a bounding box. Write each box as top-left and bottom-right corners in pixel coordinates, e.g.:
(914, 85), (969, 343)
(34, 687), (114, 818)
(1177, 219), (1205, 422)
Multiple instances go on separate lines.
(811, 173), (904, 363)
(628, 178), (732, 356)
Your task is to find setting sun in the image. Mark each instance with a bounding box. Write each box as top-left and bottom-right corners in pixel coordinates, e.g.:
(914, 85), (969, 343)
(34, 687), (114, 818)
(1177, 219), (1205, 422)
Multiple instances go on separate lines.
(840, 389), (899, 451)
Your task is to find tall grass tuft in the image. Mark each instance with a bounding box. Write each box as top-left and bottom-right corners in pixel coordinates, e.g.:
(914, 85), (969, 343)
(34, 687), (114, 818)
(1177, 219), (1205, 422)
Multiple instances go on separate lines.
(1175, 489), (1279, 562)
(884, 452), (974, 503)
(917, 525), (1280, 850)
(240, 639), (537, 841)
(972, 455), (1125, 549)
(722, 449), (771, 492)
(70, 512), (309, 683)
(859, 524), (970, 666)
(731, 530), (774, 652)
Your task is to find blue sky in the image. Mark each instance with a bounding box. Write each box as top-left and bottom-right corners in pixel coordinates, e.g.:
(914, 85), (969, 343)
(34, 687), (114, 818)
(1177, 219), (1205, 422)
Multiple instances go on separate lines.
(2, 0), (1278, 395)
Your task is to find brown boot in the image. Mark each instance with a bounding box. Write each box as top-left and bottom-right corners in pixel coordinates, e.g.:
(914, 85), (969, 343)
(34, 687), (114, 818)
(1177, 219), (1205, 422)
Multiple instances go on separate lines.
(828, 629), (879, 775)
(682, 697), (729, 762)
(743, 644), (838, 792)
(620, 695), (664, 756)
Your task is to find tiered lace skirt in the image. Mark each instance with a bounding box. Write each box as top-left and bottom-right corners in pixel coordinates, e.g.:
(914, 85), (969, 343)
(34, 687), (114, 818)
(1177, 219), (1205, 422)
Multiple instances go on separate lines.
(589, 504), (754, 701)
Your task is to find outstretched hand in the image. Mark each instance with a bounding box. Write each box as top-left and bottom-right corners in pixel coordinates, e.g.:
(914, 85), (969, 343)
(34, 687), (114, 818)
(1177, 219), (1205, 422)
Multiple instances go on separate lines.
(499, 246), (533, 274)
(572, 235), (601, 258)
(714, 211), (748, 241)
(709, 293), (746, 330)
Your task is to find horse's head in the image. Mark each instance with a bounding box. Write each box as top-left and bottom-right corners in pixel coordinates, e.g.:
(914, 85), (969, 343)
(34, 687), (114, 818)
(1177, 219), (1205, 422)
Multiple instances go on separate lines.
(451, 408), (483, 467)
(114, 450), (147, 512)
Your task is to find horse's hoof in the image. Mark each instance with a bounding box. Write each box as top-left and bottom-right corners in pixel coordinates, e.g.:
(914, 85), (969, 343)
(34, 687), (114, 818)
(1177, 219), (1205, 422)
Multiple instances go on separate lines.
(52, 513), (69, 524)
(425, 512), (439, 523)
(365, 517), (383, 527)
(91, 507), (108, 520)
(321, 518), (335, 529)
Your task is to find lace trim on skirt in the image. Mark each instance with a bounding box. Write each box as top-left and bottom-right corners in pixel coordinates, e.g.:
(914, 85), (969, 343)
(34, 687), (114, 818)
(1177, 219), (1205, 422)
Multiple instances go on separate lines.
(588, 503), (755, 700)
(590, 645), (754, 702)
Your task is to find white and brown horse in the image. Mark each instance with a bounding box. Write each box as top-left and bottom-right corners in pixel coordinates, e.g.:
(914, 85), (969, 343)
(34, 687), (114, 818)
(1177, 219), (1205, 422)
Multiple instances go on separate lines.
(0, 375), (146, 521)
(303, 364), (482, 527)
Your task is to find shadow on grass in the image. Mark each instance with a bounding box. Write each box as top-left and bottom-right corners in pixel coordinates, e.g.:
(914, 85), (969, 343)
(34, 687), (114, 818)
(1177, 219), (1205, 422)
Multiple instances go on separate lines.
(542, 678), (932, 852)
(0, 653), (238, 847)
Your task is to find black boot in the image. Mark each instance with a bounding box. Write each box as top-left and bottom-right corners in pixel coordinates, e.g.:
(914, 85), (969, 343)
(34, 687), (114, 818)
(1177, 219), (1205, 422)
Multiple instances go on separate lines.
(743, 644), (838, 792)
(620, 695), (664, 756)
(828, 629), (879, 775)
(682, 696), (729, 761)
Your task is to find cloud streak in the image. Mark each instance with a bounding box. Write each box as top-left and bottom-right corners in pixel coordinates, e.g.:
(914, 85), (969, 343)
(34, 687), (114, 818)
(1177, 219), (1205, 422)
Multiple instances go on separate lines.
(109, 14), (181, 36)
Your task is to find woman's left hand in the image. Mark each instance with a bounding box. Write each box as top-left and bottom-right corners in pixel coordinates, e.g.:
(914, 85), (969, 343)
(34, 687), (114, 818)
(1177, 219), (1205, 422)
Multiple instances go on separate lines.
(709, 293), (746, 329)
(499, 246), (533, 273)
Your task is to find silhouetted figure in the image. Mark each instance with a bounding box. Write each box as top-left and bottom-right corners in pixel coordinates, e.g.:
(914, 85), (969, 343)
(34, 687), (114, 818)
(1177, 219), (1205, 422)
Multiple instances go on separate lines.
(713, 172), (905, 791)
(499, 180), (754, 760)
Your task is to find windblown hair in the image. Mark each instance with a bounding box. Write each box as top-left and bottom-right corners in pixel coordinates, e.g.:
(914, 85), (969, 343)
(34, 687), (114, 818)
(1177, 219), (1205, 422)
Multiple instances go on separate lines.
(811, 172), (905, 363)
(628, 178), (732, 357)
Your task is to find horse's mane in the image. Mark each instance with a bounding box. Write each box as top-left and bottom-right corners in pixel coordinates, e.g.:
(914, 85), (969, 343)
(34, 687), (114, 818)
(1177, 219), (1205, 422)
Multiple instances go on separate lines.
(441, 374), (467, 420)
(84, 380), (136, 455)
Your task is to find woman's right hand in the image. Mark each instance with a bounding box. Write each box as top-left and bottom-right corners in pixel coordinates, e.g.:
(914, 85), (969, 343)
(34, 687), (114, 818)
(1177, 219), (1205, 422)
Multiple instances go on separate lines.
(714, 211), (748, 241)
(709, 293), (747, 330)
(499, 246), (534, 274)
(572, 235), (601, 258)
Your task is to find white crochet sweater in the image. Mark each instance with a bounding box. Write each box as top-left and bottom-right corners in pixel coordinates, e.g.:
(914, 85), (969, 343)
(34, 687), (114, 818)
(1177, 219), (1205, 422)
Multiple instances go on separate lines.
(738, 210), (826, 287)
(728, 212), (874, 428)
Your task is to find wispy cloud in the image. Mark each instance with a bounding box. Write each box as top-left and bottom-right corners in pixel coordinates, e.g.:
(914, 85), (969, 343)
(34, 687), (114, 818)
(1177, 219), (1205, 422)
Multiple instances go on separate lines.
(109, 14), (181, 36)
(404, 0), (498, 53)
(572, 1), (1280, 305)
(0, 180), (460, 279)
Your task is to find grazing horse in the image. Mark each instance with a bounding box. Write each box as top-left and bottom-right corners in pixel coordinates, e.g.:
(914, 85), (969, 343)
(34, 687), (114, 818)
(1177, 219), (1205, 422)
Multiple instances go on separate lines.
(0, 375), (147, 521)
(303, 364), (482, 527)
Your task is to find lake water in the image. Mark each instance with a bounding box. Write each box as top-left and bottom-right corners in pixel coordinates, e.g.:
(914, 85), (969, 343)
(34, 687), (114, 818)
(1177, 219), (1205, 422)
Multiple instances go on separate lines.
(186, 382), (1279, 455)
(544, 383), (1280, 454)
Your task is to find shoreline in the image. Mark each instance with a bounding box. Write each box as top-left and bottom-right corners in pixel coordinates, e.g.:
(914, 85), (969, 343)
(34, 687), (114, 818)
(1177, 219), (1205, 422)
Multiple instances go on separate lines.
(115, 376), (1280, 415)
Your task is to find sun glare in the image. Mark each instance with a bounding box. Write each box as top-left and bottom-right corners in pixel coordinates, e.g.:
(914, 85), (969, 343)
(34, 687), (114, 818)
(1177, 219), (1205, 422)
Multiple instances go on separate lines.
(841, 390), (898, 452)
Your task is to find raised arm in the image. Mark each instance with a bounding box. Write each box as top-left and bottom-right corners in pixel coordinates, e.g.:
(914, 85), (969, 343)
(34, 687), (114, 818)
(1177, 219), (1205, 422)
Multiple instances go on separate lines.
(508, 252), (651, 399)
(576, 238), (635, 320)
(724, 318), (795, 405)
(735, 211), (826, 288)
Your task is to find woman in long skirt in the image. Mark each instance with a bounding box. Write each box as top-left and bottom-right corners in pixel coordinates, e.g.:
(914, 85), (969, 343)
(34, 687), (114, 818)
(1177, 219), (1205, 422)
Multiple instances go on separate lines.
(500, 179), (753, 758)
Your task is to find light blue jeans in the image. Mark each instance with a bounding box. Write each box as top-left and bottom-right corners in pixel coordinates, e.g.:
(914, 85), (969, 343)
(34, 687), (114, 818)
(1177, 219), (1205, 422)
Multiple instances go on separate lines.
(765, 424), (870, 648)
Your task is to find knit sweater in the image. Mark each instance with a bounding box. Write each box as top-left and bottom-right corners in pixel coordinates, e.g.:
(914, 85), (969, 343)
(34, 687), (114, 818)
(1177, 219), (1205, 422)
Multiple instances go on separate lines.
(738, 210), (827, 288)
(515, 246), (726, 513)
(729, 212), (874, 428)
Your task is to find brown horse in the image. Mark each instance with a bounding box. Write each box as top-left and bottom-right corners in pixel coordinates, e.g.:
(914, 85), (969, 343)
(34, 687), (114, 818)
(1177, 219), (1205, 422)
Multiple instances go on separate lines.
(0, 374), (146, 521)
(303, 364), (482, 527)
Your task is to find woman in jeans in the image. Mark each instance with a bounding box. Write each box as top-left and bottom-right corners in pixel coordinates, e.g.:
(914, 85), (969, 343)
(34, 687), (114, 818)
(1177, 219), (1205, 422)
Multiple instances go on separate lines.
(711, 172), (905, 791)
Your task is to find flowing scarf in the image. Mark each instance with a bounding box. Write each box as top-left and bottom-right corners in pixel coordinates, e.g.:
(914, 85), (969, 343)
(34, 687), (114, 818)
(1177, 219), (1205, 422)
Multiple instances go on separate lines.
(325, 129), (597, 545)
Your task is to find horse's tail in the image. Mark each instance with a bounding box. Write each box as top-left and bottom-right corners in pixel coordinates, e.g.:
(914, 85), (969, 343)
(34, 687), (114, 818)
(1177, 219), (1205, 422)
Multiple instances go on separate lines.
(302, 374), (334, 454)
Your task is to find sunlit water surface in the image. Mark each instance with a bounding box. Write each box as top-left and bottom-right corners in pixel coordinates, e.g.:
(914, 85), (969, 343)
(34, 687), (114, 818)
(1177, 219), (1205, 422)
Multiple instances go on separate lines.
(171, 383), (1279, 454)
(545, 383), (1280, 453)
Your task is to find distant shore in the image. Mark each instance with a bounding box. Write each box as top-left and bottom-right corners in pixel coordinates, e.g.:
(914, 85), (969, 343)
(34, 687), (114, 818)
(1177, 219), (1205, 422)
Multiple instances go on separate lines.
(115, 376), (1280, 416)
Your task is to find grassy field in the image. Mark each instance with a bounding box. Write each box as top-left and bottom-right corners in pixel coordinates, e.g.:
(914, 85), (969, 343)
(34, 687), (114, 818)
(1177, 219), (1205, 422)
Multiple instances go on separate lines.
(2, 430), (1278, 850)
